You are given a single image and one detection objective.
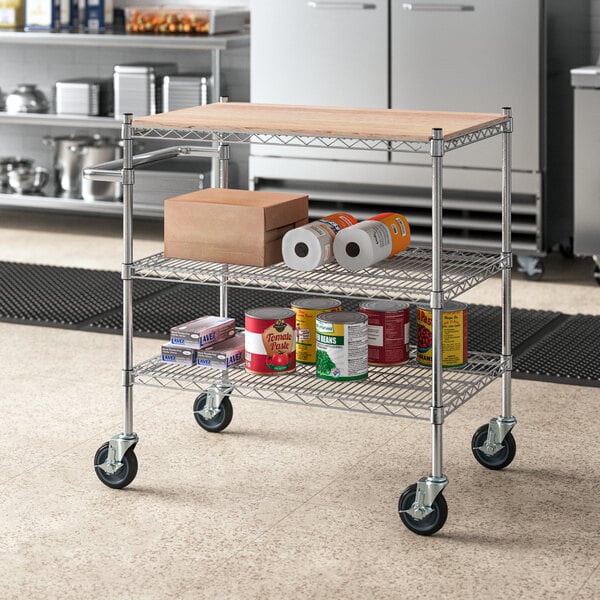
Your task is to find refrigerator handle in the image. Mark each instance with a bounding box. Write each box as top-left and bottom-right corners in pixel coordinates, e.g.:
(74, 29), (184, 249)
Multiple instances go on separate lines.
(307, 1), (377, 9)
(401, 3), (474, 11)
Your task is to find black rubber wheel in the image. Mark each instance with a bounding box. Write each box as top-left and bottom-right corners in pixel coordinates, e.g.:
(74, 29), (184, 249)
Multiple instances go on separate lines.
(93, 441), (138, 489)
(398, 483), (448, 536)
(593, 265), (600, 286)
(193, 393), (233, 432)
(471, 424), (516, 470)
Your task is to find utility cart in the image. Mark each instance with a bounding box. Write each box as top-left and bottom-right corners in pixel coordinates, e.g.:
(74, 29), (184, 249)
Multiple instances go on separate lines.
(84, 102), (516, 536)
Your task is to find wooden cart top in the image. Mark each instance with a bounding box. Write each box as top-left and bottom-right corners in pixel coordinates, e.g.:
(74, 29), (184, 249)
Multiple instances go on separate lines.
(133, 102), (509, 143)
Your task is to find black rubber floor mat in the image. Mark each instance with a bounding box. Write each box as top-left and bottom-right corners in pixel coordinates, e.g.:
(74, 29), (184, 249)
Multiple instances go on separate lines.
(1, 261), (598, 386)
(0, 262), (172, 327)
(513, 314), (600, 386)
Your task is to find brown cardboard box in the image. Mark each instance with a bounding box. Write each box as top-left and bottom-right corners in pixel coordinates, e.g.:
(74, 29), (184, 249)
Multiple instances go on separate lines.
(164, 188), (309, 266)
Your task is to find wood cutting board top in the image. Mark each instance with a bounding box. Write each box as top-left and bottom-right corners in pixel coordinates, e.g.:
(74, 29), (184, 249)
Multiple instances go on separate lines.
(133, 102), (509, 142)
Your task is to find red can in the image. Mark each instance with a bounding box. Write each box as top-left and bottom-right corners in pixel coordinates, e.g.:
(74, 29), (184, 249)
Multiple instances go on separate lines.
(359, 300), (410, 366)
(245, 307), (296, 375)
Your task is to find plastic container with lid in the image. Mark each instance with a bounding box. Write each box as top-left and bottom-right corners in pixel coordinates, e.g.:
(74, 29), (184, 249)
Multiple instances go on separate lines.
(124, 6), (247, 35)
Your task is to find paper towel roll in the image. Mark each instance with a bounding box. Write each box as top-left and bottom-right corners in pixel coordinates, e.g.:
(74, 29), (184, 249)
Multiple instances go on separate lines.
(282, 212), (357, 271)
(333, 213), (410, 271)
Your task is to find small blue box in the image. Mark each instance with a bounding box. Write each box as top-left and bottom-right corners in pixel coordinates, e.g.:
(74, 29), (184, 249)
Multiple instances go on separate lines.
(85, 0), (112, 32)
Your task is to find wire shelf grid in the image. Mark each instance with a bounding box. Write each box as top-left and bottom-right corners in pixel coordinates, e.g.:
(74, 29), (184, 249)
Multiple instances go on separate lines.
(132, 247), (507, 302)
(132, 121), (507, 154)
(134, 352), (508, 420)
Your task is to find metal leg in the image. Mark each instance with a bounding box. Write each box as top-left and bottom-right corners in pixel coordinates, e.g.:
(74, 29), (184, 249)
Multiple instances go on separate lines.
(210, 49), (223, 188)
(477, 108), (516, 457)
(401, 128), (448, 528)
(94, 114), (138, 486)
(121, 113), (138, 442)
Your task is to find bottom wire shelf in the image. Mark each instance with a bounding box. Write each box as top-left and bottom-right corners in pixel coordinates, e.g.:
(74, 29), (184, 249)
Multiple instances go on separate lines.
(134, 351), (509, 421)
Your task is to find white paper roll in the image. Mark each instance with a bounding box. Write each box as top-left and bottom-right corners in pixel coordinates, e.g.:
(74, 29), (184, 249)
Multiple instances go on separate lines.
(282, 223), (335, 271)
(333, 221), (392, 271)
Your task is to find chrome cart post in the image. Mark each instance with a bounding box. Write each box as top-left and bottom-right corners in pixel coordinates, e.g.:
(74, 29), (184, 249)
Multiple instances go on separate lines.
(193, 103), (235, 432)
(121, 112), (136, 439)
(93, 113), (139, 489)
(471, 108), (517, 470)
(398, 128), (448, 536)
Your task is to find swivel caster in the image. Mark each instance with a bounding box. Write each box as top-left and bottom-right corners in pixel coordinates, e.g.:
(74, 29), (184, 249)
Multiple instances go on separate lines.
(471, 423), (516, 470)
(94, 441), (138, 489)
(398, 482), (448, 536)
(193, 392), (233, 433)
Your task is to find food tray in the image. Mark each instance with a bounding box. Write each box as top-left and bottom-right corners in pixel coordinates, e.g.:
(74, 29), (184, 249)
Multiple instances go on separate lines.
(125, 6), (248, 35)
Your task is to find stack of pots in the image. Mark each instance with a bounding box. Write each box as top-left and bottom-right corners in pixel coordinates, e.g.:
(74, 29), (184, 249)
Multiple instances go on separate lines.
(43, 134), (122, 201)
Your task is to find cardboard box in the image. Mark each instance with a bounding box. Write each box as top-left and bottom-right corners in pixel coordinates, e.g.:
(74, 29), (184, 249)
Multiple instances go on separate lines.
(161, 343), (196, 366)
(170, 315), (235, 349)
(196, 333), (245, 370)
(164, 188), (309, 267)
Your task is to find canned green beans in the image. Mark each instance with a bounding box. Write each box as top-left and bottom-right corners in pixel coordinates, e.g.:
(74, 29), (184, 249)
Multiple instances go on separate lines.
(316, 311), (368, 381)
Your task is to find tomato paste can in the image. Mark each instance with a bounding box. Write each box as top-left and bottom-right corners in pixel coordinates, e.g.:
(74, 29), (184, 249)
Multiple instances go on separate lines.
(359, 300), (410, 366)
(291, 297), (342, 364)
(245, 307), (296, 375)
(416, 301), (468, 368)
(316, 311), (368, 381)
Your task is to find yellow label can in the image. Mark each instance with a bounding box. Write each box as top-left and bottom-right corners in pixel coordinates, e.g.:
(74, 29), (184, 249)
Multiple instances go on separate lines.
(291, 297), (342, 364)
(416, 301), (468, 368)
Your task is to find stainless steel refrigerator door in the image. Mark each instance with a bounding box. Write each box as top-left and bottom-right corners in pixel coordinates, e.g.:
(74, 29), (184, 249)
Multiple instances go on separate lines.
(250, 0), (388, 162)
(573, 87), (600, 256)
(391, 0), (540, 171)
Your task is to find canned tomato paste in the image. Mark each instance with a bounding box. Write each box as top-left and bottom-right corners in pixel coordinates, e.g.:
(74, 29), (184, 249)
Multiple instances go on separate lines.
(416, 301), (468, 368)
(359, 300), (410, 366)
(316, 311), (368, 381)
(245, 307), (296, 375)
(291, 297), (342, 364)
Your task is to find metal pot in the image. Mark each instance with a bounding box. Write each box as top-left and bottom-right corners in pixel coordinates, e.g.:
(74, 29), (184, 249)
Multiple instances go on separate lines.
(0, 157), (34, 191)
(76, 136), (123, 202)
(43, 134), (94, 198)
(5, 84), (49, 114)
(8, 165), (49, 194)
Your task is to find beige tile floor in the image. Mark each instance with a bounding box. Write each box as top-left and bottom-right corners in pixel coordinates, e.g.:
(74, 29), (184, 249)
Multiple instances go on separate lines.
(0, 209), (599, 600)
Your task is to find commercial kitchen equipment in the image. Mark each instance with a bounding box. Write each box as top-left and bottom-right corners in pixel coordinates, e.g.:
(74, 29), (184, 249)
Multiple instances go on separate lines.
(249, 0), (590, 279)
(162, 74), (210, 112)
(113, 63), (178, 118)
(571, 54), (600, 284)
(55, 78), (113, 116)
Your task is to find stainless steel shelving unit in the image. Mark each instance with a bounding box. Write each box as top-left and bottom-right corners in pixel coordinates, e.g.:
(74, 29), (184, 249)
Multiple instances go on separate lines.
(85, 102), (517, 536)
(0, 30), (249, 217)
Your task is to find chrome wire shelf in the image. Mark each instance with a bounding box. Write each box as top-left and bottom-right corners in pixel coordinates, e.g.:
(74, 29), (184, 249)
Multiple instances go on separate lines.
(132, 247), (507, 302)
(134, 352), (508, 420)
(132, 121), (507, 154)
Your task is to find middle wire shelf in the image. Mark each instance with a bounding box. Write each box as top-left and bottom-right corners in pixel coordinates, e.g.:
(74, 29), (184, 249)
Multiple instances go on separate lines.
(133, 247), (508, 302)
(135, 351), (509, 420)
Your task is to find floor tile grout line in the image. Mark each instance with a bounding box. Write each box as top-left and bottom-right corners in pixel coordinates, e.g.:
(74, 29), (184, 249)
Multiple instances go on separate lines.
(569, 561), (600, 600)
(0, 388), (183, 488)
(220, 423), (413, 561)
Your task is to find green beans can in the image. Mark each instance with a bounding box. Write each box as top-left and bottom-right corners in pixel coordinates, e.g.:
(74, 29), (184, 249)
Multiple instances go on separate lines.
(316, 311), (368, 381)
